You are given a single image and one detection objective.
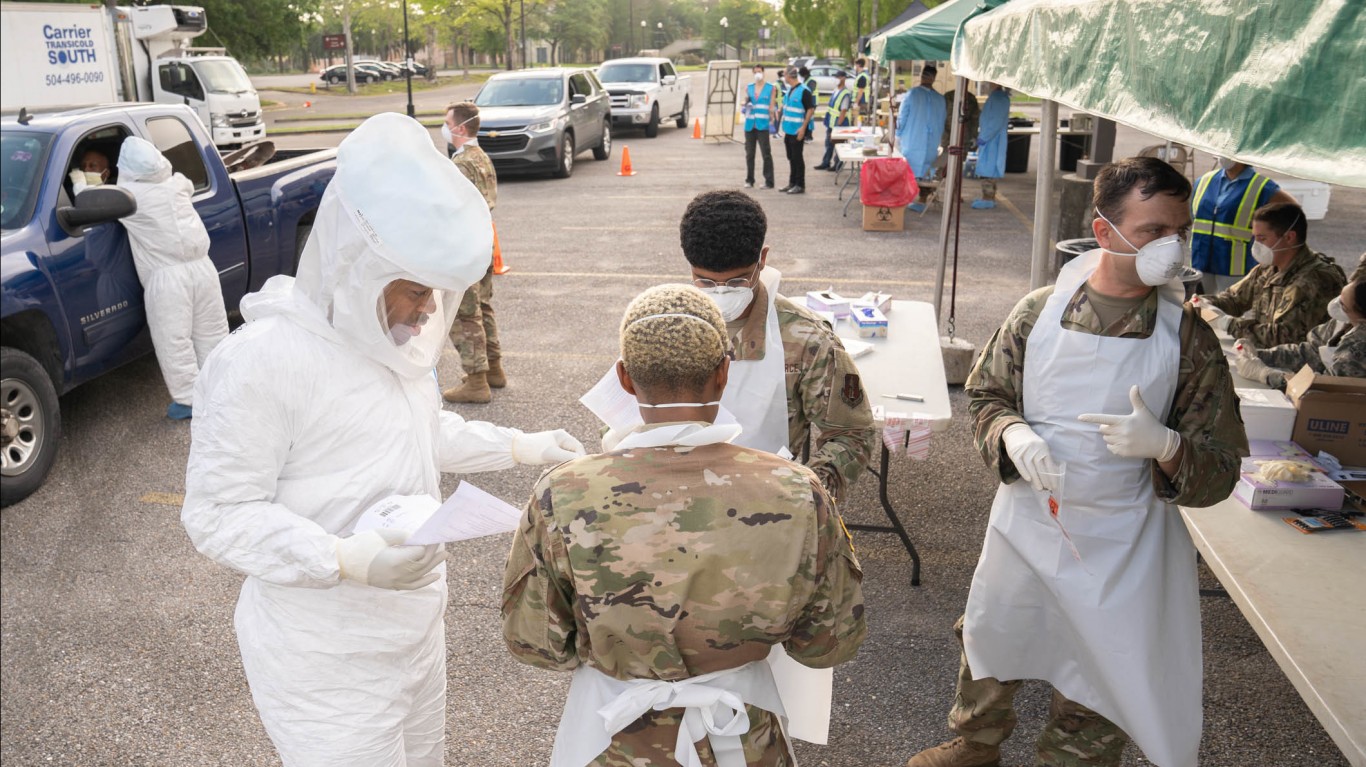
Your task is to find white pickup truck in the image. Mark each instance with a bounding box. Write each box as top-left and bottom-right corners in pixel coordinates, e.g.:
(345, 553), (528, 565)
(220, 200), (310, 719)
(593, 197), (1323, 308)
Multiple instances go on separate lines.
(596, 57), (690, 138)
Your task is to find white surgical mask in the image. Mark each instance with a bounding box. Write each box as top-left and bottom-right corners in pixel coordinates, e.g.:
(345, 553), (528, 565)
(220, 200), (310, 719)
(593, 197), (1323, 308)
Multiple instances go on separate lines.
(1096, 209), (1187, 286)
(1217, 156), (1238, 172)
(1250, 217), (1300, 265)
(755, 72), (764, 81)
(638, 400), (722, 409)
(702, 286), (755, 322)
(1328, 296), (1351, 324)
(440, 123), (454, 147)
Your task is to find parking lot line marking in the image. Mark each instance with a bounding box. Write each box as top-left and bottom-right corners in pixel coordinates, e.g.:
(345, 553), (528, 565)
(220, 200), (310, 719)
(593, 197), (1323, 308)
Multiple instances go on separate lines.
(140, 492), (184, 506)
(508, 271), (934, 288)
(996, 192), (1033, 234)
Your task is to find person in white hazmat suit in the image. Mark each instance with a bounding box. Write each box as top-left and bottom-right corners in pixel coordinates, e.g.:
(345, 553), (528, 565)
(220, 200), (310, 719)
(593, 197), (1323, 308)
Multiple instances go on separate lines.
(116, 136), (230, 419)
(903, 157), (1247, 767)
(180, 113), (586, 767)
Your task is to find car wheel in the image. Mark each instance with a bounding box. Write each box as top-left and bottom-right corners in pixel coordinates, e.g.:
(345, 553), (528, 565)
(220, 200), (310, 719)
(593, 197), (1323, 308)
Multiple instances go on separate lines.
(675, 97), (690, 129)
(553, 132), (575, 178)
(292, 222), (313, 276)
(592, 122), (612, 160)
(1, 347), (60, 508)
(644, 104), (660, 138)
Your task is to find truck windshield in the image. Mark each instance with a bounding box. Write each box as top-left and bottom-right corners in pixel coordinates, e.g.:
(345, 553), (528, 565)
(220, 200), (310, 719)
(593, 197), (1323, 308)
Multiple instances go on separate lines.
(597, 64), (655, 83)
(1, 131), (52, 231)
(475, 78), (563, 107)
(194, 59), (255, 94)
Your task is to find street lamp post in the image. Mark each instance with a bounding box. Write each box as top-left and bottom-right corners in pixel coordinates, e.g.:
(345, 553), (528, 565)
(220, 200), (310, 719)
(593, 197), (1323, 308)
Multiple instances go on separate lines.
(656, 21), (664, 48)
(719, 16), (729, 60)
(402, 0), (414, 117)
(640, 19), (646, 53)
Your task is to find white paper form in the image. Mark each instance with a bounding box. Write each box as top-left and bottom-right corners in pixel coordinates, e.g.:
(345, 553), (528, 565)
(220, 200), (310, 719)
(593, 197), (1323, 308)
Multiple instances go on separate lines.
(353, 482), (523, 545)
(580, 364), (741, 435)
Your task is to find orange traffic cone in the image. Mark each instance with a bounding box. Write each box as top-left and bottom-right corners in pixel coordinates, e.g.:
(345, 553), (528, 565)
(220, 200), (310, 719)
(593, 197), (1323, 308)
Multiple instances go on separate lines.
(491, 222), (509, 274)
(617, 146), (636, 176)
(691, 118), (702, 139)
(303, 100), (312, 108)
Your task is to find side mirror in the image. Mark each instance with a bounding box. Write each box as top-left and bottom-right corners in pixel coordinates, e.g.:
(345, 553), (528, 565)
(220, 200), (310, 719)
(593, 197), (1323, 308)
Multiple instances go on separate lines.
(57, 186), (137, 237)
(661, 75), (676, 85)
(571, 94), (587, 105)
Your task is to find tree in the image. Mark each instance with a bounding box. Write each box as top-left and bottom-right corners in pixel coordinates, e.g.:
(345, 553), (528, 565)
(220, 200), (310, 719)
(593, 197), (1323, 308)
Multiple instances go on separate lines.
(541, 0), (607, 65)
(782, 0), (930, 57)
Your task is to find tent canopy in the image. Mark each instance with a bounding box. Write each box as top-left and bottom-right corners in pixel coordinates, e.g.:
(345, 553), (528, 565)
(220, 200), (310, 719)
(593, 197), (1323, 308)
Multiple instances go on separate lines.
(869, 0), (1006, 64)
(952, 0), (1366, 187)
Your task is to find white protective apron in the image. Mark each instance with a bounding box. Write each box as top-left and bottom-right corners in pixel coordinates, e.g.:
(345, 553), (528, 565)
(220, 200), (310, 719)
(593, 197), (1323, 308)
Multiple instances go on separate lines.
(550, 421), (821, 767)
(721, 266), (791, 454)
(962, 250), (1202, 767)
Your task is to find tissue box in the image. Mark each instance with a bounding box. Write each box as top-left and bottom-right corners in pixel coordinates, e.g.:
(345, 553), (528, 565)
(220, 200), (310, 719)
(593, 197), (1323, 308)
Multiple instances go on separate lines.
(1234, 468), (1344, 511)
(852, 306), (888, 338)
(806, 290), (851, 318)
(1246, 439), (1316, 461)
(1235, 388), (1297, 441)
(856, 292), (893, 314)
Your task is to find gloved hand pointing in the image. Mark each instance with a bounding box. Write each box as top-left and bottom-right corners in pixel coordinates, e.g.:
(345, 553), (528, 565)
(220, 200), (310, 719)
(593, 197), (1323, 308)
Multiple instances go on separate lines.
(336, 528), (447, 591)
(1002, 422), (1060, 493)
(1078, 386), (1181, 462)
(512, 429), (587, 465)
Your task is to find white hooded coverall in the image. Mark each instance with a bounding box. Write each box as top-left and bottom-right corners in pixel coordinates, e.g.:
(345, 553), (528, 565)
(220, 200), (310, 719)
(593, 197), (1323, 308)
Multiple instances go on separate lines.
(181, 114), (522, 767)
(116, 136), (229, 406)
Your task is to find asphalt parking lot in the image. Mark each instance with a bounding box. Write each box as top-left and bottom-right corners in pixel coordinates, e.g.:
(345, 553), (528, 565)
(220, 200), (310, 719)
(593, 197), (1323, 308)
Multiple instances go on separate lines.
(2, 75), (1362, 766)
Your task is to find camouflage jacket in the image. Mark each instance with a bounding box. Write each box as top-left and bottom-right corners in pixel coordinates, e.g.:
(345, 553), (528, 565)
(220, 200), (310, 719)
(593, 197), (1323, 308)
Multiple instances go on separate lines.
(1201, 246), (1346, 347)
(452, 142), (497, 210)
(1255, 318), (1366, 388)
(502, 429), (866, 767)
(730, 283), (878, 503)
(966, 284), (1248, 507)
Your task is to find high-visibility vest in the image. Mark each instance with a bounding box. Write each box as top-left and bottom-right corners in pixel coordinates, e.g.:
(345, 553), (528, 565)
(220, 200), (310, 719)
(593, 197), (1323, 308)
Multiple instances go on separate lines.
(805, 78), (820, 132)
(781, 83), (809, 136)
(744, 82), (773, 132)
(1191, 169), (1274, 277)
(825, 87), (852, 127)
(854, 71), (870, 104)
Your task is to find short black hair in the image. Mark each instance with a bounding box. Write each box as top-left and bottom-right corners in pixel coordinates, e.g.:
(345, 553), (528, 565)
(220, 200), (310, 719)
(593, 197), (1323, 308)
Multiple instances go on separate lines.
(753, 64), (765, 73)
(680, 190), (766, 271)
(922, 64), (938, 75)
(1253, 201), (1308, 245)
(855, 57), (866, 67)
(1353, 281), (1366, 318)
(799, 66), (811, 79)
(1093, 156), (1192, 224)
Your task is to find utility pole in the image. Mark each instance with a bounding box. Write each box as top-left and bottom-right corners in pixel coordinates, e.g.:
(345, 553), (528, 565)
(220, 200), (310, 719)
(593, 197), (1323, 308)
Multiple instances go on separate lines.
(343, 0), (356, 94)
(402, 0), (414, 117)
(519, 0), (526, 67)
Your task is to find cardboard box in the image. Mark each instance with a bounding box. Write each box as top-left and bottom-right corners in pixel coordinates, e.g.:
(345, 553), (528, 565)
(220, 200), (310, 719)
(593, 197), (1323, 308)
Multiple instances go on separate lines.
(862, 204), (905, 232)
(1235, 388), (1297, 441)
(806, 290), (850, 318)
(1285, 367), (1366, 466)
(1233, 468), (1344, 511)
(851, 306), (888, 338)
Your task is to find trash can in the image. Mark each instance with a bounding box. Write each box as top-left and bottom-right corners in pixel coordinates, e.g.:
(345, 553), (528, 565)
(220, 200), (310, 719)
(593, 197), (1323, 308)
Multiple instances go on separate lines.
(1180, 266), (1204, 301)
(1055, 237), (1097, 271)
(1059, 134), (1089, 172)
(1006, 134), (1031, 173)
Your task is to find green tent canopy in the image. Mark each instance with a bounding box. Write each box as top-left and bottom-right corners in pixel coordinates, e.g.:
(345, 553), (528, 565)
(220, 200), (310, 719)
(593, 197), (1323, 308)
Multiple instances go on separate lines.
(869, 0), (1007, 64)
(951, 0), (1366, 187)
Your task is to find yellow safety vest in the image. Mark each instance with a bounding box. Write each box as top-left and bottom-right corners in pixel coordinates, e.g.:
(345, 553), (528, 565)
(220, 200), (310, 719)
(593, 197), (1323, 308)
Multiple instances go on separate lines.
(1191, 170), (1273, 277)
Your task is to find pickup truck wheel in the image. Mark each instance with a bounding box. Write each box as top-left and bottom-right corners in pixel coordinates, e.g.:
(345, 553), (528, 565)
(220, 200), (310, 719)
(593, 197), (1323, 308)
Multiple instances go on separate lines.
(1, 347), (60, 508)
(592, 123), (612, 160)
(675, 97), (690, 129)
(644, 105), (660, 138)
(292, 223), (313, 275)
(553, 132), (575, 178)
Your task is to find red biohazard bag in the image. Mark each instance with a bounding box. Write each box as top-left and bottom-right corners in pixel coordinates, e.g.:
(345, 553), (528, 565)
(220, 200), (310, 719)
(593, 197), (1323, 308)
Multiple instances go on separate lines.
(860, 156), (919, 207)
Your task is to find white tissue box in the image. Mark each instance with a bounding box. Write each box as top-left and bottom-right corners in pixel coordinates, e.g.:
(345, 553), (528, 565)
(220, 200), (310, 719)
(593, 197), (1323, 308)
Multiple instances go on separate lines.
(1235, 388), (1296, 441)
(806, 290), (850, 318)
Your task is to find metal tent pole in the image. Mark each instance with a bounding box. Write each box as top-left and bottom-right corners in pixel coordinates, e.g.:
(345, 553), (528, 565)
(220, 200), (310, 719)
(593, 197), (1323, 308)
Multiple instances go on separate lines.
(1031, 99), (1059, 289)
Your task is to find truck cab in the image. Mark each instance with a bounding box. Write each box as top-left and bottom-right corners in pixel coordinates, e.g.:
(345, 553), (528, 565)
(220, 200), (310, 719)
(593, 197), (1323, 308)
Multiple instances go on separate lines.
(595, 57), (690, 138)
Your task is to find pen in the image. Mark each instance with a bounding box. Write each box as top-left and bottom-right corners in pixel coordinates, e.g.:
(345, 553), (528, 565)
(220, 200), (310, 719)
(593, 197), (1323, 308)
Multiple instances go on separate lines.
(883, 393), (925, 402)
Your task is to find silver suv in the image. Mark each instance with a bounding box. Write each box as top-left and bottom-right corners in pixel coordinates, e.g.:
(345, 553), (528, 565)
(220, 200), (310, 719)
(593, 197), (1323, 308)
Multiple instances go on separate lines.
(473, 68), (612, 179)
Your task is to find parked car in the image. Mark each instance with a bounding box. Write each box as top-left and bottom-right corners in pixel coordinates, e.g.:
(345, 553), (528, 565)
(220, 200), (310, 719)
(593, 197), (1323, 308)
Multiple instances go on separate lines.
(355, 62), (393, 81)
(472, 68), (612, 179)
(371, 62), (405, 79)
(0, 103), (336, 505)
(595, 57), (690, 138)
(808, 64), (846, 95)
(320, 64), (380, 85)
(393, 61), (430, 77)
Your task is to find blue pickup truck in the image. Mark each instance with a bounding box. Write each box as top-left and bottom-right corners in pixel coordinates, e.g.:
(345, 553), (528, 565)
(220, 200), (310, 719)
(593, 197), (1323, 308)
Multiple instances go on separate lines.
(1, 103), (336, 506)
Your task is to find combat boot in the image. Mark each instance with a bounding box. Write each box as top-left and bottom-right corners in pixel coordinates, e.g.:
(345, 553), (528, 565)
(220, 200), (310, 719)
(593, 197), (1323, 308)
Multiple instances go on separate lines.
(486, 359), (507, 388)
(443, 372), (491, 404)
(905, 738), (1001, 767)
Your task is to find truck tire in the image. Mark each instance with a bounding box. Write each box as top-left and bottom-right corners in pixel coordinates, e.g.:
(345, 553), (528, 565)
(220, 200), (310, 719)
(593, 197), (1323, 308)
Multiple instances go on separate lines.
(552, 132), (575, 178)
(592, 122), (612, 161)
(1, 347), (61, 508)
(292, 223), (313, 275)
(644, 105), (660, 138)
(675, 97), (690, 129)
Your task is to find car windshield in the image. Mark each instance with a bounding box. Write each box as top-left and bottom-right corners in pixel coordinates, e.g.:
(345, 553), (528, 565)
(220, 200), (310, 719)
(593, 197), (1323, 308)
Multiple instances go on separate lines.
(597, 63), (654, 83)
(1, 131), (53, 231)
(475, 78), (563, 107)
(194, 59), (254, 94)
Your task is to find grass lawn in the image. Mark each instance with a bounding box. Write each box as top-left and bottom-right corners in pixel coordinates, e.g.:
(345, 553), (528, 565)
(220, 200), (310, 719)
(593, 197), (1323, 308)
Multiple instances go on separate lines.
(266, 74), (491, 96)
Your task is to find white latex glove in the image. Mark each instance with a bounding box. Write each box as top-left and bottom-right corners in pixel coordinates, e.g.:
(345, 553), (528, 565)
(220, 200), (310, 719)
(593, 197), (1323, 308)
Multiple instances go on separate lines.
(512, 429), (587, 465)
(68, 168), (86, 188)
(336, 528), (446, 591)
(1078, 385), (1181, 462)
(1209, 313), (1232, 333)
(1002, 422), (1060, 493)
(1232, 338), (1258, 358)
(1235, 355), (1275, 385)
(1189, 295), (1224, 315)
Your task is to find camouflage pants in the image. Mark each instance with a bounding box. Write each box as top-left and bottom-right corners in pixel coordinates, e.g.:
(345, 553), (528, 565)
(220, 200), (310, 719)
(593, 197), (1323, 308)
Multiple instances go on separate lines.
(949, 615), (1130, 767)
(980, 178), (998, 200)
(450, 266), (500, 374)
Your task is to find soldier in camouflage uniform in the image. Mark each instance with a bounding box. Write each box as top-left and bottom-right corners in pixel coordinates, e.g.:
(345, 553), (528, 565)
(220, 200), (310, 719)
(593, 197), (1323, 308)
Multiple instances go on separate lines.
(1236, 279), (1366, 388)
(905, 158), (1247, 767)
(678, 190), (877, 504)
(1193, 202), (1346, 348)
(502, 284), (866, 767)
(441, 101), (507, 404)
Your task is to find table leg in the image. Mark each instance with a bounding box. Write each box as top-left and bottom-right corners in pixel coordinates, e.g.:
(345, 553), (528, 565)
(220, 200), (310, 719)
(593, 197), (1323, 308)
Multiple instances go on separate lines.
(847, 443), (922, 586)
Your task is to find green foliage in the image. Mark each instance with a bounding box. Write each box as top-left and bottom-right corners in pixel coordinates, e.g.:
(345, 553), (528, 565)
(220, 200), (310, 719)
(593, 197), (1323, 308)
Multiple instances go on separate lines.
(783, 0), (934, 57)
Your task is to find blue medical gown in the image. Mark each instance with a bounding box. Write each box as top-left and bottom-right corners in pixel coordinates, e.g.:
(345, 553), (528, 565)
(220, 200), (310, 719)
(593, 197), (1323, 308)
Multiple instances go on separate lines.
(976, 90), (1010, 180)
(896, 86), (946, 180)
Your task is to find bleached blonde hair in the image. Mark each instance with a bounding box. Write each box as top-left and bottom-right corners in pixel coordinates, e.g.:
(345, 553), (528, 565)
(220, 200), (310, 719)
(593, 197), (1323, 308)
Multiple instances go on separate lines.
(620, 284), (729, 394)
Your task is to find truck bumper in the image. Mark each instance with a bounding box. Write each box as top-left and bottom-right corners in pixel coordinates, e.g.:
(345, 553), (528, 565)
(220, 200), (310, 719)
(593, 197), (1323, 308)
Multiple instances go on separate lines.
(611, 108), (653, 126)
(213, 122), (266, 147)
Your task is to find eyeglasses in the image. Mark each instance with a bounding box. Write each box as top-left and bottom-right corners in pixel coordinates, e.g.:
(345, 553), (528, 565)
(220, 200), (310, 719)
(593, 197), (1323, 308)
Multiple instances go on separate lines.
(692, 263), (760, 290)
